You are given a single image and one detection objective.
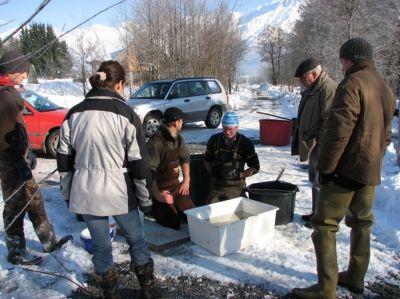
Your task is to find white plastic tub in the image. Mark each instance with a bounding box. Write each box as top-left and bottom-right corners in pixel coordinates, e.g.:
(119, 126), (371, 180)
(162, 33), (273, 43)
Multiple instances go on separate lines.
(185, 197), (278, 256)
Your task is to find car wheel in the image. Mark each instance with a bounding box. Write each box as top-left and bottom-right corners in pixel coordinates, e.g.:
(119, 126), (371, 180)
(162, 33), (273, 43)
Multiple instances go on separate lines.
(46, 129), (59, 158)
(205, 106), (222, 128)
(144, 114), (162, 137)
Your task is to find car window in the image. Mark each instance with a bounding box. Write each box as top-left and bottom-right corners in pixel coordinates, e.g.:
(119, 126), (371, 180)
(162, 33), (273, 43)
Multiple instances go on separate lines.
(205, 80), (222, 94)
(133, 82), (171, 99)
(169, 82), (189, 98)
(188, 81), (208, 96)
(20, 91), (62, 112)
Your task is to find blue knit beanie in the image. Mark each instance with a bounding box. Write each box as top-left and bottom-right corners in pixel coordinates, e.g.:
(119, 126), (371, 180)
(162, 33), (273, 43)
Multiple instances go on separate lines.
(222, 112), (239, 127)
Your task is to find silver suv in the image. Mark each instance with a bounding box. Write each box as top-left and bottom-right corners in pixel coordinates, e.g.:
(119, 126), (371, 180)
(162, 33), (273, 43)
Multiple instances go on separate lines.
(127, 77), (229, 136)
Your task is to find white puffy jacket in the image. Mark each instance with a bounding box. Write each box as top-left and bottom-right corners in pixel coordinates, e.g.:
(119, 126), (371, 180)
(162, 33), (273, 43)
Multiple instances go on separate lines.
(57, 88), (152, 216)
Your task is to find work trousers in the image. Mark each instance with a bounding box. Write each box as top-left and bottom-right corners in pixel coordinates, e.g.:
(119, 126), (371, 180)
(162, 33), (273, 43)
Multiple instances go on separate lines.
(1, 159), (57, 255)
(151, 183), (195, 230)
(310, 182), (375, 291)
(208, 180), (246, 204)
(83, 209), (151, 274)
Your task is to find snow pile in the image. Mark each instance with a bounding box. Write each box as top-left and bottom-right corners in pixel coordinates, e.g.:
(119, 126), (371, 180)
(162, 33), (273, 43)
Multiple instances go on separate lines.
(0, 81), (399, 298)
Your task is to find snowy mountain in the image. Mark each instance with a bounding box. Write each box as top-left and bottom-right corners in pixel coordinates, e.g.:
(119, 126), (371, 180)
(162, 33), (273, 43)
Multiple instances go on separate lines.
(237, 0), (303, 77)
(60, 24), (122, 60)
(1, 0), (302, 79)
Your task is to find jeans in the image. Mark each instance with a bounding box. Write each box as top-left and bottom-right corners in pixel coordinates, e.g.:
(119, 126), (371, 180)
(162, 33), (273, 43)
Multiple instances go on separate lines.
(83, 209), (151, 273)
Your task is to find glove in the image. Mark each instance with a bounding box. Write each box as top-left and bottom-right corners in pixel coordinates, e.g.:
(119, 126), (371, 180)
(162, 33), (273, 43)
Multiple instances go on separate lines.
(139, 204), (152, 216)
(319, 173), (335, 185)
(15, 159), (33, 184)
(27, 149), (37, 170)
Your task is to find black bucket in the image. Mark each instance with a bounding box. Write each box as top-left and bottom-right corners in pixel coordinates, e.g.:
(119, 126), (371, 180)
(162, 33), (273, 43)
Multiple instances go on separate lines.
(247, 181), (298, 225)
(189, 154), (211, 206)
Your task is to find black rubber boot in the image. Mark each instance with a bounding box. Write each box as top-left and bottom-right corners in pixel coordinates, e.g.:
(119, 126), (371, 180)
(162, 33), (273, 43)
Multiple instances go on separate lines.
(99, 266), (119, 299)
(7, 250), (43, 266)
(133, 258), (158, 299)
(44, 235), (73, 253)
(6, 235), (43, 266)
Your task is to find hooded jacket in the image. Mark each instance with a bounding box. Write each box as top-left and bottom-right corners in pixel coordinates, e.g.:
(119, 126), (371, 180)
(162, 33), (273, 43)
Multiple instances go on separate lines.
(317, 59), (396, 185)
(57, 88), (152, 216)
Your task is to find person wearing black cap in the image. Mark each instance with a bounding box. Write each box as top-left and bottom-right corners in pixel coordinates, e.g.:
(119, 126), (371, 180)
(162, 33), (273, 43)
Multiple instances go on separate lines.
(146, 107), (195, 230)
(0, 50), (72, 266)
(292, 38), (396, 299)
(291, 58), (337, 228)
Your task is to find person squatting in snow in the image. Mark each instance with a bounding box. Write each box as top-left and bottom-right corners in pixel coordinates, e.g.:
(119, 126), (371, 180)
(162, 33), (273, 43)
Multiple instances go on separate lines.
(57, 60), (158, 299)
(146, 107), (196, 230)
(204, 111), (260, 203)
(0, 50), (72, 266)
(291, 38), (396, 299)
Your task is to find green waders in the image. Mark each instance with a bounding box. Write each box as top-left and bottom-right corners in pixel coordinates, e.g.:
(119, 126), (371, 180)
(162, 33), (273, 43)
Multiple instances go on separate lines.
(292, 182), (375, 298)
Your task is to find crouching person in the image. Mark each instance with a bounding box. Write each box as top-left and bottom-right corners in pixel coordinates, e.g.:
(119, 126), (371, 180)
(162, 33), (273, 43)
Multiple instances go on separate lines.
(0, 51), (72, 266)
(147, 108), (195, 230)
(57, 61), (157, 298)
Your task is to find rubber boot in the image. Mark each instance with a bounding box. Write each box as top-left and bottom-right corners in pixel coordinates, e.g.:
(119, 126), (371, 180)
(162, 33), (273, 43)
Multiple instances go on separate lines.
(339, 186), (374, 295)
(133, 258), (158, 299)
(338, 271), (364, 294)
(292, 188), (339, 299)
(6, 236), (43, 266)
(98, 266), (119, 299)
(43, 235), (73, 253)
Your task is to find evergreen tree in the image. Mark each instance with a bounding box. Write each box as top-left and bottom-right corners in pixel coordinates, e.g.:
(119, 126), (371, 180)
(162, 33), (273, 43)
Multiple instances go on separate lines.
(19, 22), (72, 78)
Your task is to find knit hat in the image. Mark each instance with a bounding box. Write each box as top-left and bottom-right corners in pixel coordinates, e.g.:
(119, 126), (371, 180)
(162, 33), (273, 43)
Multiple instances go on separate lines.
(164, 107), (183, 123)
(0, 50), (29, 74)
(222, 112), (239, 127)
(339, 38), (373, 61)
(294, 58), (319, 77)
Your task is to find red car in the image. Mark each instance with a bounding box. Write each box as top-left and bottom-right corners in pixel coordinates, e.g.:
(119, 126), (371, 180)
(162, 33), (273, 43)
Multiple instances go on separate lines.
(19, 89), (68, 158)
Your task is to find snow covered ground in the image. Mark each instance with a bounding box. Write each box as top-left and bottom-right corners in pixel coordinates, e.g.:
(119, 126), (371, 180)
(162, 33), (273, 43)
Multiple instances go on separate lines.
(0, 80), (399, 298)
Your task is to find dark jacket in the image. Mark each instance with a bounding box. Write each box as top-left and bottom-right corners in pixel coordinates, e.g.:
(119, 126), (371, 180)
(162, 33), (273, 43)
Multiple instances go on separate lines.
(317, 59), (396, 186)
(292, 71), (337, 161)
(0, 76), (29, 160)
(204, 132), (260, 186)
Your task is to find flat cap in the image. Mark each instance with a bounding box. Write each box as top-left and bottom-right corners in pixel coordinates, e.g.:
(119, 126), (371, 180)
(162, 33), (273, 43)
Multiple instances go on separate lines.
(294, 58), (319, 78)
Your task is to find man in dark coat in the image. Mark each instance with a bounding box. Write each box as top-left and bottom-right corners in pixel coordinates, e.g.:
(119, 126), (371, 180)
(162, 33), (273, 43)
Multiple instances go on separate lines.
(0, 51), (71, 265)
(204, 111), (260, 203)
(292, 59), (337, 227)
(292, 38), (396, 299)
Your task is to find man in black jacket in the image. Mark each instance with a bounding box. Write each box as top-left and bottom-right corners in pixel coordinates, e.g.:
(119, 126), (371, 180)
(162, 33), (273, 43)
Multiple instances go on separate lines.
(204, 112), (260, 203)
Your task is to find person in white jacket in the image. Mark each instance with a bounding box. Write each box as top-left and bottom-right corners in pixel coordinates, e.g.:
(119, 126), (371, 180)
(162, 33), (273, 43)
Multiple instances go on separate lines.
(57, 60), (157, 299)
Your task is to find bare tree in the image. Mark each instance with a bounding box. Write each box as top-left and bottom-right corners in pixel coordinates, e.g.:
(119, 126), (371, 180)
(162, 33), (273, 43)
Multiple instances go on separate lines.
(289, 0), (399, 84)
(70, 31), (108, 95)
(120, 0), (246, 89)
(257, 25), (288, 86)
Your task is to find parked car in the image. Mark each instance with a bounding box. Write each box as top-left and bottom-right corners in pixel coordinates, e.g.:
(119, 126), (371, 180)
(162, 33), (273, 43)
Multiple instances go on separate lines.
(19, 88), (68, 158)
(127, 77), (229, 136)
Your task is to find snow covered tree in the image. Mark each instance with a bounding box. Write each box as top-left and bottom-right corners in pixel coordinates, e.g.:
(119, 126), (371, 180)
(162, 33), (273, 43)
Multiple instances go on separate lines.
(19, 23), (72, 78)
